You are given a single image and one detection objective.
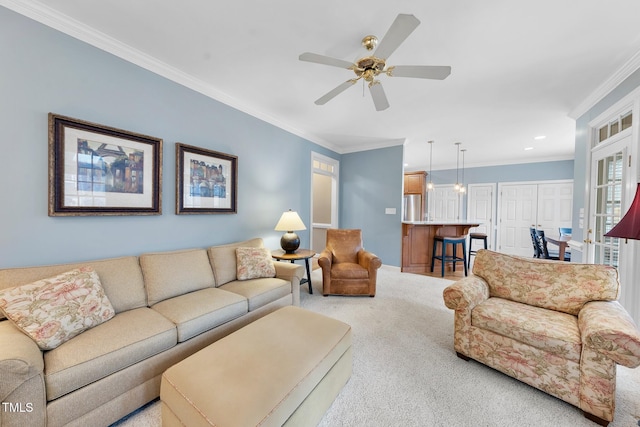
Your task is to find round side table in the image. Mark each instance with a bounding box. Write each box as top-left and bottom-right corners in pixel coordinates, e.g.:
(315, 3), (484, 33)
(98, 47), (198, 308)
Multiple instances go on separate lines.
(271, 249), (316, 294)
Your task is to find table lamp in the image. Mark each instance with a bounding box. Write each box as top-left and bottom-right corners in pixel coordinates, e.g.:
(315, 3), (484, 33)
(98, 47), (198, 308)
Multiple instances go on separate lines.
(604, 183), (640, 241)
(275, 209), (307, 253)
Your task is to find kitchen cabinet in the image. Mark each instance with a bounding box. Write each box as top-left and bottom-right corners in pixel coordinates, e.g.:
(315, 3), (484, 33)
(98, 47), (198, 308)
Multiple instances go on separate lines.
(401, 221), (480, 273)
(404, 171), (426, 195)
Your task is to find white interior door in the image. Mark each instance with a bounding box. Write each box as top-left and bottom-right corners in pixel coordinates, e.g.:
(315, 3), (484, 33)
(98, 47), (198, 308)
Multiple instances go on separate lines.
(429, 185), (459, 221)
(497, 181), (573, 257)
(498, 184), (538, 256)
(310, 152), (339, 254)
(536, 182), (573, 236)
(467, 183), (496, 249)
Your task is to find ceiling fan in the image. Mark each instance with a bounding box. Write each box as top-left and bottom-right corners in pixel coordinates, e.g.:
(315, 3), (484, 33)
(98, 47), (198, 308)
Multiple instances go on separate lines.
(299, 14), (451, 111)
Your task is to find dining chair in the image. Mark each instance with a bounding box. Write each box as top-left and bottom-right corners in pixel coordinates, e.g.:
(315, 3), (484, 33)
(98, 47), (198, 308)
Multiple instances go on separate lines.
(535, 229), (571, 261)
(559, 227), (572, 236)
(529, 227), (541, 258)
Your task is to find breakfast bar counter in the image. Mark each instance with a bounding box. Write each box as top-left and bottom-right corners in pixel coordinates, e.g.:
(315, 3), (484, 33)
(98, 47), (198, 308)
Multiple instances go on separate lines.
(401, 221), (480, 274)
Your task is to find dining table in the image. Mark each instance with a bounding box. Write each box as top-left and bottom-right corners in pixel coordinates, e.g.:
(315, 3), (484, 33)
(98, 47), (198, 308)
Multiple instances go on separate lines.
(545, 234), (572, 261)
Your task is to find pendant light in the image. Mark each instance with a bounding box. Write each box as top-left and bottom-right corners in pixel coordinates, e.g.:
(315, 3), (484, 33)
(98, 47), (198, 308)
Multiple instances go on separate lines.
(427, 140), (434, 191)
(453, 142), (462, 192)
(460, 148), (467, 194)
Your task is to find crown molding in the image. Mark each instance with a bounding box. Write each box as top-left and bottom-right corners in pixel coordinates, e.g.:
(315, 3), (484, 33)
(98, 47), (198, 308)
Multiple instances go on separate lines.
(569, 49), (640, 119)
(1, 0), (347, 154)
(409, 153), (576, 172)
(340, 138), (406, 154)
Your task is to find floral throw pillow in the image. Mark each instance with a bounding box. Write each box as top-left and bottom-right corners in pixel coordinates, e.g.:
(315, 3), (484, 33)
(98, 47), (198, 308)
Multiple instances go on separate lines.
(236, 247), (276, 281)
(0, 266), (115, 350)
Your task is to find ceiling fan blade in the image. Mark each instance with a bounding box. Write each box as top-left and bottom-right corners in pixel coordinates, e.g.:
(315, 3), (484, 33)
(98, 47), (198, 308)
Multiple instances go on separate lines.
(368, 81), (390, 111)
(387, 65), (451, 80)
(373, 14), (420, 60)
(299, 52), (354, 69)
(315, 79), (358, 105)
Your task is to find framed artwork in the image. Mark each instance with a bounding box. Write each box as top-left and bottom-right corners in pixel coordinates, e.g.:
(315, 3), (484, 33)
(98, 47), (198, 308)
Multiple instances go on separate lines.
(175, 143), (238, 214)
(48, 113), (163, 216)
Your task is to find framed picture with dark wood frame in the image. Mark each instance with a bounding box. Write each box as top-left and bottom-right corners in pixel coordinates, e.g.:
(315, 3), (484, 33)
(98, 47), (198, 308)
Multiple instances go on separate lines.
(175, 143), (238, 214)
(48, 113), (163, 216)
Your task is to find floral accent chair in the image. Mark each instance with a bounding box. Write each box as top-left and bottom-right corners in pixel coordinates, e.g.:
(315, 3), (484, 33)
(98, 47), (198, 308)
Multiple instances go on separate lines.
(442, 250), (640, 426)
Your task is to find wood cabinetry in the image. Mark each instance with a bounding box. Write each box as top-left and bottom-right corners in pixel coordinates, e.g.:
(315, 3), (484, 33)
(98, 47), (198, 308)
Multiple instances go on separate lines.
(401, 222), (479, 274)
(404, 171), (427, 194)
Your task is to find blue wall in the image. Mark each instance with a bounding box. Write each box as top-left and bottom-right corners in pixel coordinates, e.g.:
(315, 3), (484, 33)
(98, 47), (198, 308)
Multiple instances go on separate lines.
(0, 7), (408, 269)
(340, 146), (404, 266)
(426, 159), (575, 186)
(0, 7), (340, 268)
(0, 6), (588, 271)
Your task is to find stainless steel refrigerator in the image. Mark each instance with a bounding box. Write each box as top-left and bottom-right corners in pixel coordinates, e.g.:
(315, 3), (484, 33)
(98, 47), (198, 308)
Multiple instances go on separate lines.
(403, 194), (423, 222)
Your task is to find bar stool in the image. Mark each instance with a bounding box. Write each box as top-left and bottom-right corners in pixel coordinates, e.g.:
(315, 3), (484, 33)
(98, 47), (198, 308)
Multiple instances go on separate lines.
(431, 235), (468, 277)
(468, 232), (488, 264)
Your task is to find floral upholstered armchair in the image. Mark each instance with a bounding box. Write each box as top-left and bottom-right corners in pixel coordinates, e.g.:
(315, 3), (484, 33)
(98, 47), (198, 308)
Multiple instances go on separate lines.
(442, 249), (640, 426)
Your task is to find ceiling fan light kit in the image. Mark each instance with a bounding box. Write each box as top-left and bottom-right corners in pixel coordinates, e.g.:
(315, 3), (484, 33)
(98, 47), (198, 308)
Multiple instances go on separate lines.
(299, 14), (451, 111)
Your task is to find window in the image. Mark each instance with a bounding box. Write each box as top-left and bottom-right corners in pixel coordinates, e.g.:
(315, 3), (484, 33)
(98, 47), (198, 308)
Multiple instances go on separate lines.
(597, 110), (632, 143)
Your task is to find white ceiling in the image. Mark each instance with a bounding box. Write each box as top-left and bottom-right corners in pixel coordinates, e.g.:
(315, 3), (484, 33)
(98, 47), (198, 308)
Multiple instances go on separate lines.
(6, 0), (640, 170)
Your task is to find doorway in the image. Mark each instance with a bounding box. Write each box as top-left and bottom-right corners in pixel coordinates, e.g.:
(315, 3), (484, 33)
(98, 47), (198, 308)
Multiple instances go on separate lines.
(467, 183), (496, 250)
(586, 137), (629, 267)
(310, 152), (339, 253)
(496, 181), (573, 257)
(585, 104), (638, 323)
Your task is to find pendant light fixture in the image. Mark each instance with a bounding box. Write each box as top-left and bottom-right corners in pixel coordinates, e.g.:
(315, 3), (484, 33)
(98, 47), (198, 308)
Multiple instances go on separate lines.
(427, 140), (434, 191)
(460, 148), (467, 194)
(453, 142), (462, 192)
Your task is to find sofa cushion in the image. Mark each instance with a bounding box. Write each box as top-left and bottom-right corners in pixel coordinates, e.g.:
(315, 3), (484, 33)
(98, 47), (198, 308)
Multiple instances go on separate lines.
(0, 267), (115, 350)
(472, 250), (619, 315)
(208, 238), (264, 286)
(44, 307), (177, 401)
(151, 288), (248, 342)
(236, 247), (276, 280)
(472, 297), (582, 362)
(0, 256), (146, 318)
(220, 278), (291, 311)
(140, 249), (215, 306)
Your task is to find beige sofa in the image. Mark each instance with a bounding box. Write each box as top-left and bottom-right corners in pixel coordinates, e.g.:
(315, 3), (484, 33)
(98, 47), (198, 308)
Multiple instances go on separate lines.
(443, 250), (640, 426)
(0, 238), (303, 427)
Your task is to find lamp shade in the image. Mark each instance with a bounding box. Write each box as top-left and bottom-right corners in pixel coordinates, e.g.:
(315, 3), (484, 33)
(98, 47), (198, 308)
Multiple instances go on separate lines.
(604, 183), (640, 240)
(274, 210), (306, 232)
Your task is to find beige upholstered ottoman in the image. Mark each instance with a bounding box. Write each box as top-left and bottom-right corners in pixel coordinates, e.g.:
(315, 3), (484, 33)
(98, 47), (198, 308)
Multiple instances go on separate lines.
(160, 306), (352, 427)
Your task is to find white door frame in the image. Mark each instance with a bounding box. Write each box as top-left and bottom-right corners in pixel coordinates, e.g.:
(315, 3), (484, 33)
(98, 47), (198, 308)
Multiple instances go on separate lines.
(310, 152), (339, 253)
(585, 93), (640, 323)
(467, 183), (496, 250)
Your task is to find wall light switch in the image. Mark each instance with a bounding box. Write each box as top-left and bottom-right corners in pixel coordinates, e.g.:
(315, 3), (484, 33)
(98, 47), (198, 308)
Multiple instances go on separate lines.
(385, 208), (396, 215)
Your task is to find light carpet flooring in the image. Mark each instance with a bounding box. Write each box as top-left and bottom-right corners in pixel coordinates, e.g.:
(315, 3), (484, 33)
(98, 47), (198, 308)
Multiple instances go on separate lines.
(112, 265), (640, 427)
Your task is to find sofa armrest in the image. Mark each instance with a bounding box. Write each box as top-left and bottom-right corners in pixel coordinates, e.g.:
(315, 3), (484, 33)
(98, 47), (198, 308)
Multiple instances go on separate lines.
(579, 300), (640, 368)
(0, 320), (44, 402)
(442, 276), (490, 311)
(273, 261), (304, 306)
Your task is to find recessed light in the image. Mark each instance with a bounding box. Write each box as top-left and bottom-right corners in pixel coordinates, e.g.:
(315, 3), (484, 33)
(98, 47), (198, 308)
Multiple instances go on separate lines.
(524, 147), (534, 151)
(534, 135), (546, 140)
